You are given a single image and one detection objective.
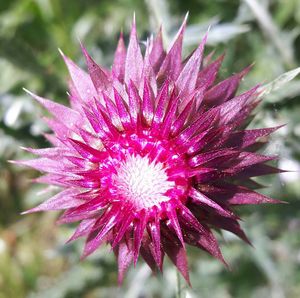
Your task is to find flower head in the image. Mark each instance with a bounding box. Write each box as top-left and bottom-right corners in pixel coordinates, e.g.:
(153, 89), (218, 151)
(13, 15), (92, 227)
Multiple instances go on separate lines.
(19, 16), (282, 284)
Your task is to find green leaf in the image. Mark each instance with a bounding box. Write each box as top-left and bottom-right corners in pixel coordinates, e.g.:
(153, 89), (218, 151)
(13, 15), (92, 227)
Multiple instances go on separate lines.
(259, 67), (300, 98)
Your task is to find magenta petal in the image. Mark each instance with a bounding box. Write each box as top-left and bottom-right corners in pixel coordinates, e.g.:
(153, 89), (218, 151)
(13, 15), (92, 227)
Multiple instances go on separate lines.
(178, 203), (205, 234)
(197, 54), (224, 89)
(42, 117), (71, 140)
(140, 236), (158, 272)
(112, 209), (134, 248)
(67, 218), (97, 243)
(226, 188), (283, 205)
(188, 149), (237, 168)
(216, 86), (259, 125)
(83, 104), (118, 139)
(189, 188), (234, 218)
(223, 152), (277, 173)
(149, 212), (162, 269)
(77, 128), (103, 148)
(82, 205), (120, 258)
(204, 74), (240, 105)
(225, 126), (284, 149)
(42, 133), (63, 147)
(204, 65), (252, 106)
(181, 220), (226, 264)
(171, 99), (194, 136)
(160, 91), (180, 137)
(143, 39), (158, 96)
(237, 164), (285, 178)
(206, 215), (251, 245)
(176, 108), (218, 145)
(117, 240), (134, 284)
(164, 202), (185, 247)
(152, 80), (169, 129)
(157, 15), (187, 81)
(161, 225), (190, 284)
(133, 209), (147, 266)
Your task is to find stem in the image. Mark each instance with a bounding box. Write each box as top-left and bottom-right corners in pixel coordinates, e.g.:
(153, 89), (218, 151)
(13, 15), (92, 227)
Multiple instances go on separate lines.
(176, 270), (185, 298)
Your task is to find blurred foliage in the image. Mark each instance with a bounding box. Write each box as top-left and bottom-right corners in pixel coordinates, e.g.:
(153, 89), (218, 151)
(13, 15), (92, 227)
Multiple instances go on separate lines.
(0, 0), (300, 297)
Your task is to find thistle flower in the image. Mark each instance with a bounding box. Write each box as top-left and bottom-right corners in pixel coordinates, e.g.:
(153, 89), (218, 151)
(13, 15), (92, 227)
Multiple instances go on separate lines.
(18, 16), (282, 284)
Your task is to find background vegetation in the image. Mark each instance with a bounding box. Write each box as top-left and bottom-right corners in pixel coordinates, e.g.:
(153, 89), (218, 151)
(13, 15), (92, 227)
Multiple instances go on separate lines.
(0, 0), (300, 297)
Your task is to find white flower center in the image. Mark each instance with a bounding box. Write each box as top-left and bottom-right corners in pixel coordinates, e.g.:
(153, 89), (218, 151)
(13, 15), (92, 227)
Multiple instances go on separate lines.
(113, 154), (175, 209)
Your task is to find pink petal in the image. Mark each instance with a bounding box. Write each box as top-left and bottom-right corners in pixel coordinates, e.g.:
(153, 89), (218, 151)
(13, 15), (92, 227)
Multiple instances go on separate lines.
(152, 80), (169, 129)
(124, 18), (143, 86)
(127, 80), (142, 128)
(114, 88), (132, 131)
(142, 80), (154, 126)
(188, 149), (238, 168)
(176, 32), (207, 96)
(12, 158), (65, 173)
(149, 27), (165, 73)
(22, 188), (83, 214)
(21, 147), (69, 158)
(102, 92), (123, 130)
(68, 138), (105, 163)
(59, 49), (97, 103)
(157, 15), (187, 81)
(112, 32), (126, 82)
(81, 44), (111, 93)
(24, 89), (79, 126)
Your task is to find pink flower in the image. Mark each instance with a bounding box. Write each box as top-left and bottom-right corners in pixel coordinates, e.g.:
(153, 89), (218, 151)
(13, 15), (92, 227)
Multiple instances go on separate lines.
(18, 16), (282, 284)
